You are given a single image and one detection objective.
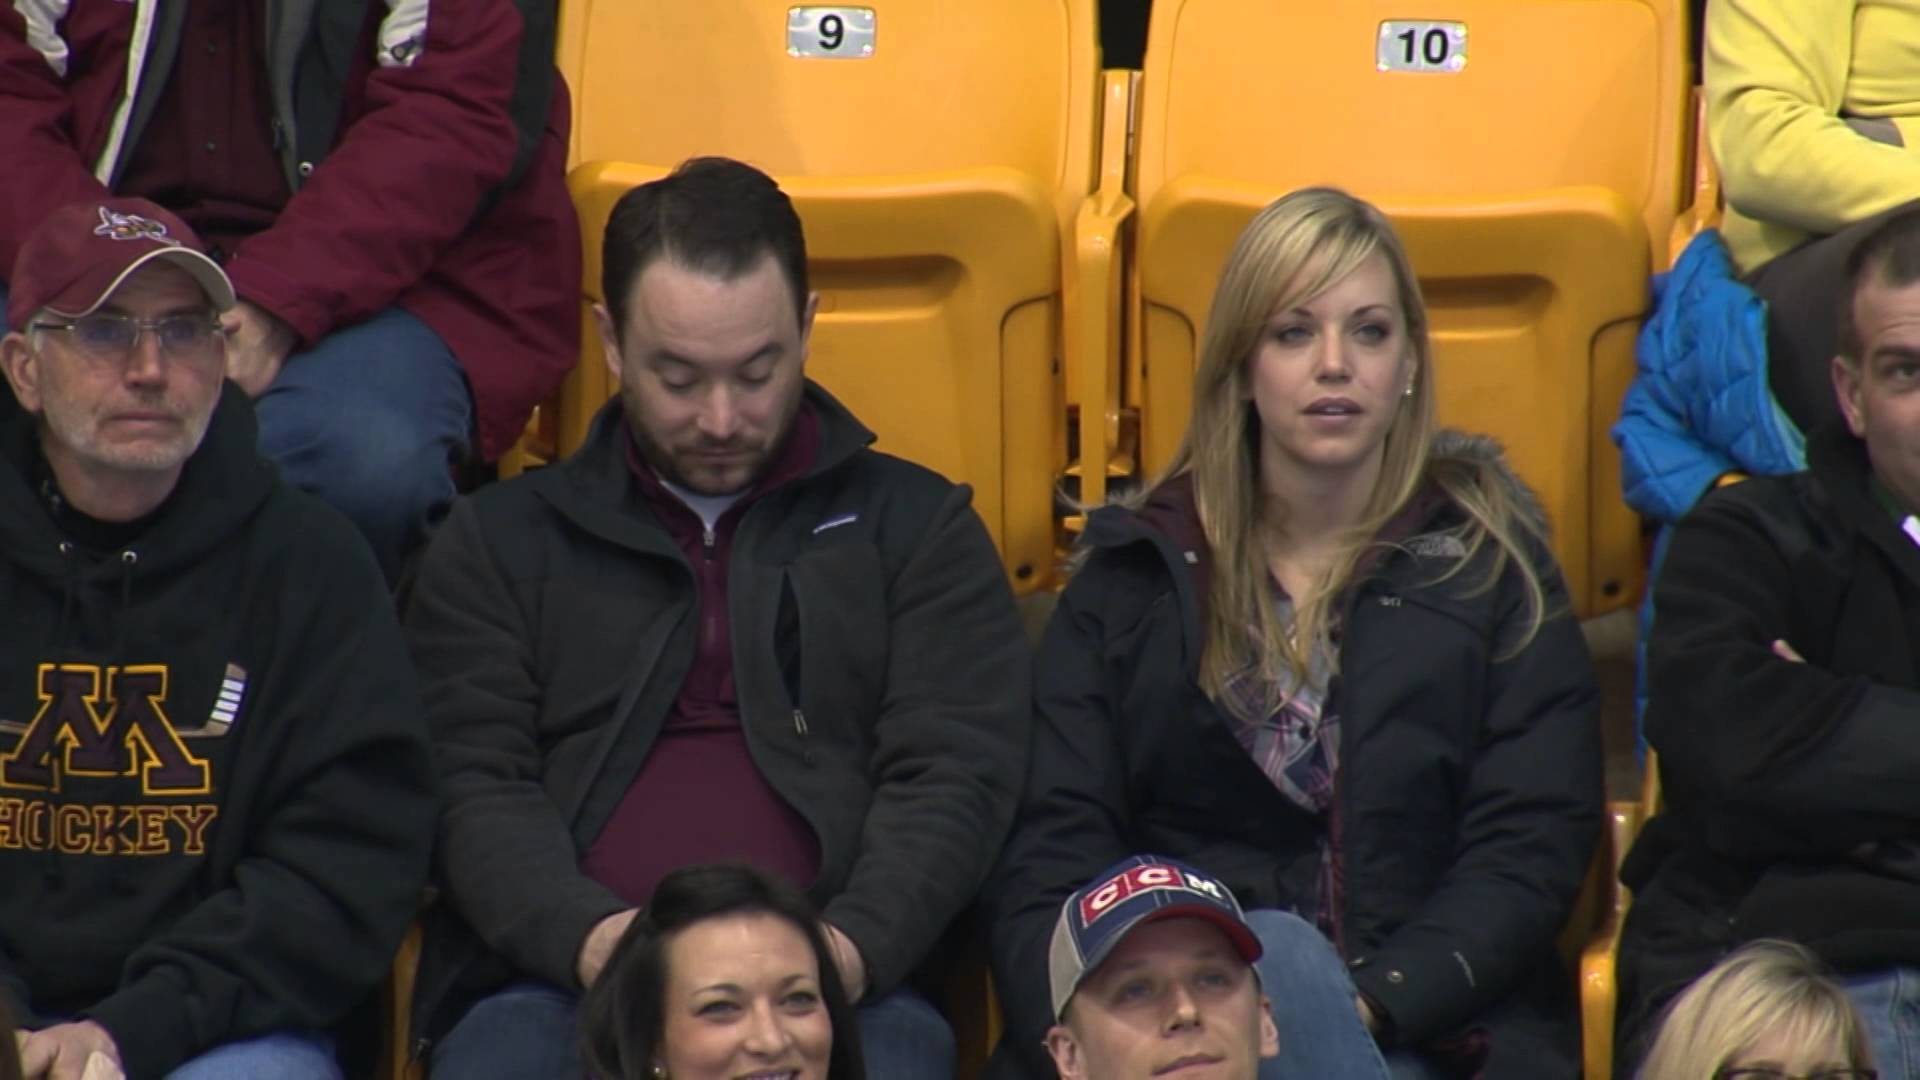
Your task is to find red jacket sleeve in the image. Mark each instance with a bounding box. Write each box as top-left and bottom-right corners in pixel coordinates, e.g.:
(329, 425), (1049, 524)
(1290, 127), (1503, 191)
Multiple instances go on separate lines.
(0, 8), (114, 282)
(223, 0), (531, 344)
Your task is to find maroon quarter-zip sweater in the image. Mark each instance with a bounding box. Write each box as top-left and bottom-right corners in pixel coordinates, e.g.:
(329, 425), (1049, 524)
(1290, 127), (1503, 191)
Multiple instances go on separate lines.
(579, 408), (824, 904)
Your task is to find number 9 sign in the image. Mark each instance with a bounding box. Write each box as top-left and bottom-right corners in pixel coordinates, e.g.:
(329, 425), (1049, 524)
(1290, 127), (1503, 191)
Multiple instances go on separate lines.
(788, 7), (877, 59)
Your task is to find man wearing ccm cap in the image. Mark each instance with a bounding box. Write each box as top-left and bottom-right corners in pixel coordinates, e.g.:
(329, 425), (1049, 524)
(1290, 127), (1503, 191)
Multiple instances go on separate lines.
(1044, 856), (1399, 1080)
(0, 198), (432, 1078)
(1044, 857), (1280, 1080)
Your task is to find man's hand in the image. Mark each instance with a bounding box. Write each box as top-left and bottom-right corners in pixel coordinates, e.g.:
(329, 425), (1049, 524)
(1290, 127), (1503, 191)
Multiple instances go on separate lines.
(220, 300), (298, 398)
(822, 922), (868, 1003)
(18, 1022), (121, 1080)
(576, 908), (640, 989)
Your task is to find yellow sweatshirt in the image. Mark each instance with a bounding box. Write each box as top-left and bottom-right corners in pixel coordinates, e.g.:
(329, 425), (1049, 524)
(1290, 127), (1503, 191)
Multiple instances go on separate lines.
(1706, 0), (1920, 272)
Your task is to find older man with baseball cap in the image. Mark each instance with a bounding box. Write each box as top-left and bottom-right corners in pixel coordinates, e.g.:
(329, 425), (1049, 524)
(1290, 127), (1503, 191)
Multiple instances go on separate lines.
(0, 197), (432, 1079)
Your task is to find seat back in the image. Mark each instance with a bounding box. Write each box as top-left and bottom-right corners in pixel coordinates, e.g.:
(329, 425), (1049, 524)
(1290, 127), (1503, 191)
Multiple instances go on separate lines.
(1131, 0), (1690, 615)
(554, 0), (1106, 591)
(558, 1), (1100, 236)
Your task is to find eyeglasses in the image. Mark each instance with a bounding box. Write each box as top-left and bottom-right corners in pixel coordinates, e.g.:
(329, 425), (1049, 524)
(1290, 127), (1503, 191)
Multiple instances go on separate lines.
(1720, 1060), (1866, 1068)
(29, 313), (226, 362)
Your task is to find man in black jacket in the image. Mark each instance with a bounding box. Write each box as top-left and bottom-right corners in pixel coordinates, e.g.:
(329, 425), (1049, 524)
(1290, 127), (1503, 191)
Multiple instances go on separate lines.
(409, 157), (1031, 1078)
(0, 198), (433, 1079)
(1618, 206), (1920, 1072)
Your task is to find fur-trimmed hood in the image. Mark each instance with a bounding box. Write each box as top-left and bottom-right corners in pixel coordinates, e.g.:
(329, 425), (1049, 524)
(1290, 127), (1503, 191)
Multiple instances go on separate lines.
(1425, 429), (1552, 541)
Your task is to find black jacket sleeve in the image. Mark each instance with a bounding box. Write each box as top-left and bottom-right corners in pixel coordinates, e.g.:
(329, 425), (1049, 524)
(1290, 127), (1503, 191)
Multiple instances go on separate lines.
(819, 486), (1031, 997)
(83, 539), (435, 1077)
(985, 567), (1136, 1079)
(1349, 557), (1604, 1046)
(1645, 487), (1920, 853)
(405, 499), (629, 992)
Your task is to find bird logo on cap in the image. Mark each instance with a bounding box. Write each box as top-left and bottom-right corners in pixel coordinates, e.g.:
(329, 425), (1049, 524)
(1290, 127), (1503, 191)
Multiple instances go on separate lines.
(92, 206), (177, 246)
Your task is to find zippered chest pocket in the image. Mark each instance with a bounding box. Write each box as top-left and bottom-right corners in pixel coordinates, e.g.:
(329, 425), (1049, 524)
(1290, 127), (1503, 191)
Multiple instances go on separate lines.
(782, 541), (888, 749)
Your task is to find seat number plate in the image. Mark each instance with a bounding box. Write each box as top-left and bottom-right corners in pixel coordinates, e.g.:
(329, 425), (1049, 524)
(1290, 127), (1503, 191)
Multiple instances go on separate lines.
(788, 7), (876, 59)
(1376, 20), (1468, 73)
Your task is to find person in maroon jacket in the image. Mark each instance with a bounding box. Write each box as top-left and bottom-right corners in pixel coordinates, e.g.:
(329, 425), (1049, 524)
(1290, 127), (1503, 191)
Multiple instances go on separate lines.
(0, 0), (581, 583)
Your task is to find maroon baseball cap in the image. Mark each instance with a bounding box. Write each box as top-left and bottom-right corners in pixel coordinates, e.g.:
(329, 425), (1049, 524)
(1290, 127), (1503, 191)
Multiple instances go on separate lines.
(6, 197), (236, 330)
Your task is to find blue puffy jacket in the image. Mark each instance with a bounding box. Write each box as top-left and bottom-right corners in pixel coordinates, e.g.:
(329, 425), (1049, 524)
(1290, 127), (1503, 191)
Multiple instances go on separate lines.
(1613, 228), (1806, 747)
(1613, 229), (1803, 523)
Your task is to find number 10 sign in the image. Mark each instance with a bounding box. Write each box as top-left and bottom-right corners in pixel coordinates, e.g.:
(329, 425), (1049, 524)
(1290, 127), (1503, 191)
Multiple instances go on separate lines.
(1376, 20), (1468, 73)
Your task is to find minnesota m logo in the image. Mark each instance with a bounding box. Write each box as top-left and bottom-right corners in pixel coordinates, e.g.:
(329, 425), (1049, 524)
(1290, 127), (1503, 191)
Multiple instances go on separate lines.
(1, 664), (210, 795)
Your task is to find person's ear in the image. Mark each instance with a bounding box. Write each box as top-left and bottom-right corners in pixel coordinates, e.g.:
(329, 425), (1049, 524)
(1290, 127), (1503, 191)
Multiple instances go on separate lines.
(1, 332), (44, 414)
(1044, 1024), (1086, 1079)
(594, 302), (623, 383)
(1832, 354), (1868, 438)
(1257, 994), (1280, 1058)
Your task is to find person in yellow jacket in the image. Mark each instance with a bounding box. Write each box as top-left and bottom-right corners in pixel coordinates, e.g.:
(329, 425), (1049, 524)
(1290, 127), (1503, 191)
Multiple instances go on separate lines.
(1708, 0), (1920, 438)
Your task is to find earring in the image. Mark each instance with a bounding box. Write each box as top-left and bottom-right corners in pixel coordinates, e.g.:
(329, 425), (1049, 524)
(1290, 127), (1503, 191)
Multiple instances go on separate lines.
(653, 1064), (669, 1080)
(1403, 383), (1415, 398)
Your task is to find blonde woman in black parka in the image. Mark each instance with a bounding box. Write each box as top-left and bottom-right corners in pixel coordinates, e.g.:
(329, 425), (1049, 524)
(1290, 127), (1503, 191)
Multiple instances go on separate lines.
(987, 188), (1604, 1080)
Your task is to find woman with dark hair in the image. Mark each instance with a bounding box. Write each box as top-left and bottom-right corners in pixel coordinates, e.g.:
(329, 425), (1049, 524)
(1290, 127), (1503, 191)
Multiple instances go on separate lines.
(580, 864), (865, 1080)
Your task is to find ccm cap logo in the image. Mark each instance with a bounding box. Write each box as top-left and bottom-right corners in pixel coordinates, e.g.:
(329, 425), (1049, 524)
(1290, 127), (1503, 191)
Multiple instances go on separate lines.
(1078, 862), (1225, 925)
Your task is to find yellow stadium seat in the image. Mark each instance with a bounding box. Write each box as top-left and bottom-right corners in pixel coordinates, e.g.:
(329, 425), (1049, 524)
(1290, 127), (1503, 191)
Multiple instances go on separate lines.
(1131, 0), (1691, 617)
(1669, 86), (1724, 267)
(496, 402), (557, 480)
(378, 920), (425, 1080)
(555, 1), (1117, 592)
(942, 937), (1004, 1077)
(1581, 485), (1738, 1074)
(1581, 754), (1663, 1080)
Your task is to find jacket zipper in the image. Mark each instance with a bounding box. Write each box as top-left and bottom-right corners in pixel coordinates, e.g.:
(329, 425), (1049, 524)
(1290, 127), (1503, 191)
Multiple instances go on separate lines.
(704, 516), (810, 753)
(1330, 585), (1372, 961)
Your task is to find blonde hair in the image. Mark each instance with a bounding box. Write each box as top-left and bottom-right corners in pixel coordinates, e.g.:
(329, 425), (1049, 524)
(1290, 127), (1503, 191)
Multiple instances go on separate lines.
(1637, 940), (1873, 1079)
(1148, 187), (1550, 696)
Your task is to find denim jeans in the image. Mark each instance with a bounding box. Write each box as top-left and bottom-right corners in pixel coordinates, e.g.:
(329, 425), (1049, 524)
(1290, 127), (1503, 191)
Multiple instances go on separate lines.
(252, 307), (470, 584)
(164, 1031), (339, 1080)
(1245, 909), (1394, 1079)
(432, 979), (957, 1079)
(1247, 909), (1457, 1078)
(430, 982), (581, 1079)
(855, 982), (957, 1079)
(1839, 966), (1920, 1079)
